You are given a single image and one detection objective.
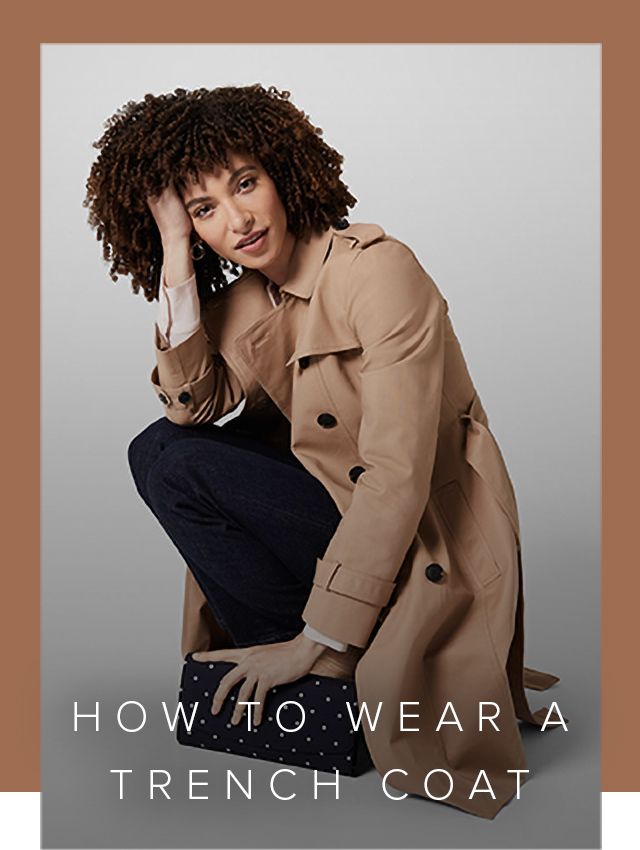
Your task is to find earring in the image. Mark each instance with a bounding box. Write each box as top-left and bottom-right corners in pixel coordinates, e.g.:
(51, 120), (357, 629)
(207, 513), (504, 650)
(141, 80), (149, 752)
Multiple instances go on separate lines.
(191, 241), (206, 261)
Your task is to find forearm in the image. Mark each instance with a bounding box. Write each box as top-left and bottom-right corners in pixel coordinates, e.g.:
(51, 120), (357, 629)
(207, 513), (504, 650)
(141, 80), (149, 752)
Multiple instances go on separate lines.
(162, 236), (194, 288)
(157, 273), (201, 347)
(147, 183), (195, 288)
(151, 256), (243, 425)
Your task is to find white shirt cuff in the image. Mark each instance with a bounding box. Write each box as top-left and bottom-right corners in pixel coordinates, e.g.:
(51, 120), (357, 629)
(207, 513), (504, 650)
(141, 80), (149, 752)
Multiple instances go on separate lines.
(156, 272), (201, 347)
(303, 625), (348, 652)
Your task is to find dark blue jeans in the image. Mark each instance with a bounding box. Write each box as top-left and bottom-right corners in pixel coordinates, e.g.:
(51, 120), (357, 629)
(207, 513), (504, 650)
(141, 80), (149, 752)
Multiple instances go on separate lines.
(128, 418), (342, 647)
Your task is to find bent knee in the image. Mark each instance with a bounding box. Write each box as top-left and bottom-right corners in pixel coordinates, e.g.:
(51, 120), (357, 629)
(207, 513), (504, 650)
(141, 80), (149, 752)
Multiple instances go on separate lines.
(127, 418), (181, 497)
(145, 437), (236, 506)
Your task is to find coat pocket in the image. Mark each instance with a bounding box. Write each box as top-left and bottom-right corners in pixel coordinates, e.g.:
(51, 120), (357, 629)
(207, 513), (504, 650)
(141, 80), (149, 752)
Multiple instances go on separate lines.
(434, 480), (501, 590)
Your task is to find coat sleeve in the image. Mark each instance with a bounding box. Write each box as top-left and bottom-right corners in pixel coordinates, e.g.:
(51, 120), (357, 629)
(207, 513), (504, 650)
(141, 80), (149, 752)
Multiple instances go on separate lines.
(151, 320), (244, 426)
(302, 238), (446, 647)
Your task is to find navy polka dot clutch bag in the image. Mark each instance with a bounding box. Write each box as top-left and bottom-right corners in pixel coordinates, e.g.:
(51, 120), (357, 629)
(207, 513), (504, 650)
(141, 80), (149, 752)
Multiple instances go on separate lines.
(177, 654), (372, 776)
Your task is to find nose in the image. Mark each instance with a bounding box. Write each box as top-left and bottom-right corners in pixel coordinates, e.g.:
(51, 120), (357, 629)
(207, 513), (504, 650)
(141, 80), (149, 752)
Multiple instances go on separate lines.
(226, 199), (254, 233)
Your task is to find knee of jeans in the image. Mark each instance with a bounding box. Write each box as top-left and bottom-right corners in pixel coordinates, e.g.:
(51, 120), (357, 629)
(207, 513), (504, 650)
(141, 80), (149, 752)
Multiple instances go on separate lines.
(145, 437), (231, 514)
(143, 438), (201, 498)
(127, 418), (172, 498)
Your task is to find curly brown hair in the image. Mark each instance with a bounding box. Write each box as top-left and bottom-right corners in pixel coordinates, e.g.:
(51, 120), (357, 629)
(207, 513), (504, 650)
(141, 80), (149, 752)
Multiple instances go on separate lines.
(84, 84), (357, 302)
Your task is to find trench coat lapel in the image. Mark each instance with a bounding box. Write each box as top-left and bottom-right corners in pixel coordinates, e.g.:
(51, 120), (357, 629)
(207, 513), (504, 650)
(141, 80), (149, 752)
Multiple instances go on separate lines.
(233, 299), (300, 418)
(279, 227), (334, 300)
(233, 228), (348, 415)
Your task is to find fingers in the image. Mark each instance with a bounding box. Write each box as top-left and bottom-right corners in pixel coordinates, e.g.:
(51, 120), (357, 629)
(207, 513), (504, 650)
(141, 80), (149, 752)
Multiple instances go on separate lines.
(193, 650), (244, 716)
(211, 665), (246, 716)
(196, 643), (300, 727)
(231, 676), (258, 726)
(192, 649), (243, 663)
(147, 182), (179, 205)
(253, 681), (270, 726)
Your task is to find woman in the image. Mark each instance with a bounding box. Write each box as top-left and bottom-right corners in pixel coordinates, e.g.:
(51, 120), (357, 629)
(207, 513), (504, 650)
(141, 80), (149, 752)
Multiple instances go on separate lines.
(85, 84), (558, 818)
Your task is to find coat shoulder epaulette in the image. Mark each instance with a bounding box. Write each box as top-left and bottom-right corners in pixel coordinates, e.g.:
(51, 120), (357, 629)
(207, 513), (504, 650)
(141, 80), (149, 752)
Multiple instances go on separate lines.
(332, 221), (386, 249)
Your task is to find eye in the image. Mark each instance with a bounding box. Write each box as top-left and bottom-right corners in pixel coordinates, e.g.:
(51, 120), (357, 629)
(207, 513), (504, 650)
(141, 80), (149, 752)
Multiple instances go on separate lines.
(238, 176), (257, 192)
(193, 204), (214, 220)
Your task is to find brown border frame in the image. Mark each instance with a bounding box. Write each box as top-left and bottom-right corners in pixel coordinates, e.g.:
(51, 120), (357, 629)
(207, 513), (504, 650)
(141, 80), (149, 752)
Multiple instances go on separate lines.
(1, 0), (634, 795)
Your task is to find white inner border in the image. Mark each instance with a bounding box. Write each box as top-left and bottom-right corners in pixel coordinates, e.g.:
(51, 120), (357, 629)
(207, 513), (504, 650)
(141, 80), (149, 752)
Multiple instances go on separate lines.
(1, 792), (636, 848)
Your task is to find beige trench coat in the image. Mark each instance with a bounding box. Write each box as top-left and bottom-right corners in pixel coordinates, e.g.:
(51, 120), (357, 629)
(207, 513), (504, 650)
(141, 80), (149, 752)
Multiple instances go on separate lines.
(151, 223), (558, 818)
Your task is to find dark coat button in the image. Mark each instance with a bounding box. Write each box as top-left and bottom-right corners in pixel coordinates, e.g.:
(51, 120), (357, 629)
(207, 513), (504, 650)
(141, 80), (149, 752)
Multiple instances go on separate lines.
(349, 465), (366, 483)
(333, 219), (349, 231)
(298, 356), (310, 370)
(425, 563), (444, 583)
(317, 413), (337, 429)
(178, 392), (192, 404)
(158, 393), (169, 405)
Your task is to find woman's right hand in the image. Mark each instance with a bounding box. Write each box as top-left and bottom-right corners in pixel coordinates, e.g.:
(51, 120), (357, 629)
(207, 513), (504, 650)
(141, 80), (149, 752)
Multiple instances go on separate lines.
(147, 183), (196, 288)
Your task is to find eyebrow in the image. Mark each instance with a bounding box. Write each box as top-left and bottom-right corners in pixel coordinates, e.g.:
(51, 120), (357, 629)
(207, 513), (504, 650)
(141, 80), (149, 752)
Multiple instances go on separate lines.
(184, 165), (257, 211)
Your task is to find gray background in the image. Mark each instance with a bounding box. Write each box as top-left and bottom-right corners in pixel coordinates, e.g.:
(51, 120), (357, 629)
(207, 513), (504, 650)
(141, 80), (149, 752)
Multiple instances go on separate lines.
(42, 45), (601, 849)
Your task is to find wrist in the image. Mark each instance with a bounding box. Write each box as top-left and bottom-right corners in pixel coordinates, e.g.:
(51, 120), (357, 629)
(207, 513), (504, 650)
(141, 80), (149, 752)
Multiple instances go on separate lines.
(297, 633), (327, 661)
(161, 237), (195, 289)
(161, 234), (192, 254)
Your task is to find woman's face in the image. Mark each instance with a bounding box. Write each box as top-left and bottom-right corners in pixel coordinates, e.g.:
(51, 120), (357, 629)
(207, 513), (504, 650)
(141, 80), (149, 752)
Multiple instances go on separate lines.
(181, 151), (295, 286)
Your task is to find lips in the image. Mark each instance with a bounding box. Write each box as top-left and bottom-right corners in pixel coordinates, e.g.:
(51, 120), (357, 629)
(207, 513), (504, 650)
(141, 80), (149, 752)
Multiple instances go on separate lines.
(236, 229), (268, 250)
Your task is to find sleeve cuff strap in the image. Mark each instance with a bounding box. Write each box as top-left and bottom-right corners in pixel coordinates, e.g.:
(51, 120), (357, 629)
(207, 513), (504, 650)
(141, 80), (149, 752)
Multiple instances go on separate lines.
(303, 586), (381, 648)
(313, 558), (396, 607)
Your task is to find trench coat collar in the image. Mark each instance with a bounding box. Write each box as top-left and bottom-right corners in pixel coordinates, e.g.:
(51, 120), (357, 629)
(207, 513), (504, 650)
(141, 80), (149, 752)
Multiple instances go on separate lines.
(278, 227), (334, 300)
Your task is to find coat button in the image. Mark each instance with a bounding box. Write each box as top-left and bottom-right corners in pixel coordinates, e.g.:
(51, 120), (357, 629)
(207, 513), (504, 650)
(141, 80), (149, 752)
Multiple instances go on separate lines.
(349, 465), (365, 483)
(178, 392), (192, 404)
(425, 563), (444, 583)
(317, 413), (337, 429)
(333, 219), (349, 230)
(158, 393), (169, 405)
(298, 356), (310, 370)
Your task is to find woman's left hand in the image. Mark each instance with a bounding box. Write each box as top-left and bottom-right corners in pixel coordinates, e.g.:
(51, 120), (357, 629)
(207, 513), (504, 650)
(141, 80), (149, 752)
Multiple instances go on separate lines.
(192, 633), (326, 726)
